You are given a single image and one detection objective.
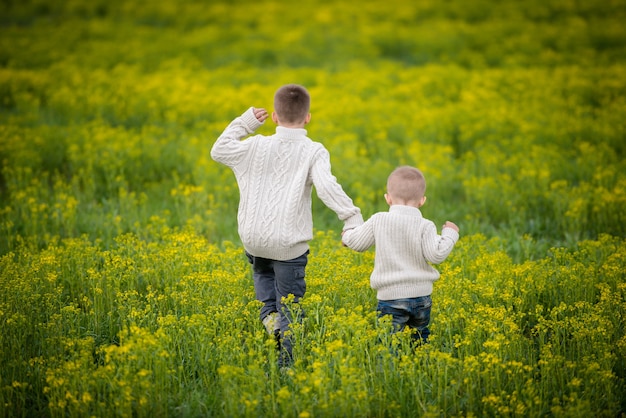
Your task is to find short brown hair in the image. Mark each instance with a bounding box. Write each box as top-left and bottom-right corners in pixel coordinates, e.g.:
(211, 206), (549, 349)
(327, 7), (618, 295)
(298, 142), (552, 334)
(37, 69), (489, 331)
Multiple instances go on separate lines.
(387, 166), (426, 202)
(274, 84), (310, 124)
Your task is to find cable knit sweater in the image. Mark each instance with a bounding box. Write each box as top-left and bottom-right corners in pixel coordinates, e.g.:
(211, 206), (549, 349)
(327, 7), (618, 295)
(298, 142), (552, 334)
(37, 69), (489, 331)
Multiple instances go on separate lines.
(211, 107), (363, 261)
(342, 205), (459, 300)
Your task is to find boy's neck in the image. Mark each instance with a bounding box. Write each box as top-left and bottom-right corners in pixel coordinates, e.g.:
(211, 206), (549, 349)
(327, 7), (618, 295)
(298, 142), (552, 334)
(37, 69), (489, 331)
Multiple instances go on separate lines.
(272, 112), (311, 129)
(391, 202), (422, 209)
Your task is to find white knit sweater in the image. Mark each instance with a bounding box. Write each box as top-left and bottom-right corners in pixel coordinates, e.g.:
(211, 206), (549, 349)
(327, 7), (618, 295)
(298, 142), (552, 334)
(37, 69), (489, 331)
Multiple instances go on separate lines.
(342, 205), (459, 300)
(211, 107), (363, 261)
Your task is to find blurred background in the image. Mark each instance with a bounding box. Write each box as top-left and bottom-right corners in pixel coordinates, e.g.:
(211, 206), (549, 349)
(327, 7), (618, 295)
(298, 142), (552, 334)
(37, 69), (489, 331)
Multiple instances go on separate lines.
(1, 0), (625, 258)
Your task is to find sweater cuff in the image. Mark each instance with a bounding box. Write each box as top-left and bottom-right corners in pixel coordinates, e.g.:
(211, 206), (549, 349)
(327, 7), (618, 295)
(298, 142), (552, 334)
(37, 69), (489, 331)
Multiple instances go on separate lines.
(241, 107), (264, 131)
(442, 227), (459, 243)
(342, 213), (364, 230)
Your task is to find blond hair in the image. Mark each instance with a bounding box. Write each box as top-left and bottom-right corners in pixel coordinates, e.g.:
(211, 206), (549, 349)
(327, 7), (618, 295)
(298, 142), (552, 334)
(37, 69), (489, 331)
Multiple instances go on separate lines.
(387, 166), (426, 202)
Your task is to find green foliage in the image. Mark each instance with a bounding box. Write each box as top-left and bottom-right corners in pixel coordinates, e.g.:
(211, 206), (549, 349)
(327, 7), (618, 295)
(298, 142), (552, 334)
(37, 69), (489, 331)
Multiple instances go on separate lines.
(1, 229), (624, 416)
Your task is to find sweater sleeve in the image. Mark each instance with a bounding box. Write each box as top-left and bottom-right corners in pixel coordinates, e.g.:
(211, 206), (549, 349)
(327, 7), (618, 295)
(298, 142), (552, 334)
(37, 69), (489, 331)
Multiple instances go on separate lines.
(341, 216), (376, 252)
(210, 107), (264, 166)
(422, 222), (459, 264)
(310, 147), (364, 229)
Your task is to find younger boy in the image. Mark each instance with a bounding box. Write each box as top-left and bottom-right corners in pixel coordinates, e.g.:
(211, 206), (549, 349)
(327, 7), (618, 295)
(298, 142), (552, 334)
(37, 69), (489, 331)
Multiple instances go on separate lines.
(342, 166), (459, 344)
(211, 84), (363, 366)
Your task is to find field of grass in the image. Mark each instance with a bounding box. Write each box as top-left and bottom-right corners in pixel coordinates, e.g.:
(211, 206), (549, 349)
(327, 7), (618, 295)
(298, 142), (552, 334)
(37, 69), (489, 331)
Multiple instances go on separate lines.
(1, 0), (625, 416)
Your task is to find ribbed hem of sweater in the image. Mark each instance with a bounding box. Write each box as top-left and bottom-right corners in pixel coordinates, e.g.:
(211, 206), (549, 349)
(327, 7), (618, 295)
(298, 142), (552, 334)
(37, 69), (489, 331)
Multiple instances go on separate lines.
(243, 242), (310, 262)
(376, 282), (434, 301)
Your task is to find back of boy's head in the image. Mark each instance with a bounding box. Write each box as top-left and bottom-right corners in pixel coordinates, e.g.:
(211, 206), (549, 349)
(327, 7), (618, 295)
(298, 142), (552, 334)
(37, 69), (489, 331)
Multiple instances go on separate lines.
(274, 84), (310, 124)
(387, 166), (426, 202)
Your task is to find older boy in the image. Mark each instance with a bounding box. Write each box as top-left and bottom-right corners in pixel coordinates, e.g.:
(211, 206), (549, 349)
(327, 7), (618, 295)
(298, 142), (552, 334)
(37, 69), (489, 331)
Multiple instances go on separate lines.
(211, 84), (363, 366)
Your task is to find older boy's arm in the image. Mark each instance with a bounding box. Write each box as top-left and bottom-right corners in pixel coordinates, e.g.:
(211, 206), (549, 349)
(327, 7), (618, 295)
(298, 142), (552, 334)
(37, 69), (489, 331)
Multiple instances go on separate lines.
(252, 107), (269, 123)
(310, 148), (363, 229)
(210, 107), (265, 164)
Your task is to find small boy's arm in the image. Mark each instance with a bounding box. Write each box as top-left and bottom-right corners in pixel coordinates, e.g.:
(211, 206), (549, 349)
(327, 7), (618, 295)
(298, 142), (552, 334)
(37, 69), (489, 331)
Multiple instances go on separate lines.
(341, 220), (375, 252)
(423, 223), (459, 264)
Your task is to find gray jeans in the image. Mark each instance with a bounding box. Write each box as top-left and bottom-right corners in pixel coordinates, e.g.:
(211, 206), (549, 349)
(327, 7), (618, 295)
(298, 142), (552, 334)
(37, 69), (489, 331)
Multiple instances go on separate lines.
(246, 250), (309, 361)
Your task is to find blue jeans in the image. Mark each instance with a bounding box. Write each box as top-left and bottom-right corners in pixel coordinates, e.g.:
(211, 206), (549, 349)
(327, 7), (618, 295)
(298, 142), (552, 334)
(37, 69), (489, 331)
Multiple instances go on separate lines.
(246, 251), (309, 364)
(377, 296), (432, 344)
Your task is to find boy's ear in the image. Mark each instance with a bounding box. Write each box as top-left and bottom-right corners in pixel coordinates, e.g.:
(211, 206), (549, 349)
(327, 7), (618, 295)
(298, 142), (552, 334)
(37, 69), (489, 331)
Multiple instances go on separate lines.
(384, 193), (393, 205)
(420, 196), (427, 207)
(304, 113), (311, 125)
(272, 112), (279, 124)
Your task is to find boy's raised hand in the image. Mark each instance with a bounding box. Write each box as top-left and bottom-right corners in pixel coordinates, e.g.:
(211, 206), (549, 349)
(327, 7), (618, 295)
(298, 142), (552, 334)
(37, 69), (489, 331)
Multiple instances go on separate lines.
(253, 107), (269, 123)
(443, 221), (459, 232)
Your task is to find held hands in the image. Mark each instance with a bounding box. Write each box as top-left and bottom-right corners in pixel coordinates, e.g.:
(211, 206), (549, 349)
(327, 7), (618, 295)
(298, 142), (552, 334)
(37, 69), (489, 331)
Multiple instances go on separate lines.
(443, 221), (459, 233)
(253, 107), (269, 123)
(340, 229), (350, 247)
